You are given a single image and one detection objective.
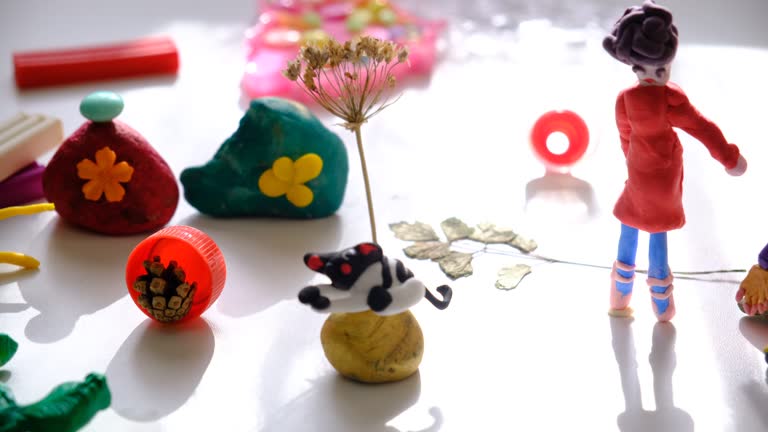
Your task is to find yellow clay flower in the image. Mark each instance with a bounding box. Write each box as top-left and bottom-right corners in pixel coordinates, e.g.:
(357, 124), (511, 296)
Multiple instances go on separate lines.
(76, 147), (134, 202)
(258, 154), (323, 208)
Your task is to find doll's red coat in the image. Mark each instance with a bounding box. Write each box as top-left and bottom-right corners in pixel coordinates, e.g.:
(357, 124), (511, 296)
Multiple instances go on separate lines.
(613, 82), (740, 233)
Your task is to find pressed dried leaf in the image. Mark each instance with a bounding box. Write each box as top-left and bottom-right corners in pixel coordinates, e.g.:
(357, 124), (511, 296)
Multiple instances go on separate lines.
(469, 223), (517, 244)
(437, 252), (473, 280)
(404, 242), (451, 260)
(495, 264), (532, 290)
(389, 221), (439, 241)
(509, 235), (538, 253)
(440, 217), (473, 242)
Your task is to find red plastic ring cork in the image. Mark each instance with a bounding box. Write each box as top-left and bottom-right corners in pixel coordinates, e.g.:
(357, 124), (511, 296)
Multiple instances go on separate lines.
(530, 110), (589, 170)
(126, 225), (226, 323)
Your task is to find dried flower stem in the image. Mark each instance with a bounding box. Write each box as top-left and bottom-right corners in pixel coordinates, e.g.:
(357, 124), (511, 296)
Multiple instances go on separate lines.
(353, 126), (377, 242)
(283, 36), (409, 244)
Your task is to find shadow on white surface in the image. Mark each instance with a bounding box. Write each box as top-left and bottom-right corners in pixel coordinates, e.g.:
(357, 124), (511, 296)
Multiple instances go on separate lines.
(17, 219), (142, 343)
(731, 315), (768, 430)
(0, 268), (38, 285)
(738, 316), (768, 353)
(13, 75), (178, 104)
(739, 381), (768, 431)
(738, 317), (768, 420)
(261, 372), (441, 432)
(0, 0), (254, 49)
(105, 317), (215, 422)
(180, 214), (344, 317)
(610, 318), (694, 432)
(525, 170), (598, 221)
(408, 0), (768, 49)
(0, 370), (10, 383)
(0, 269), (37, 314)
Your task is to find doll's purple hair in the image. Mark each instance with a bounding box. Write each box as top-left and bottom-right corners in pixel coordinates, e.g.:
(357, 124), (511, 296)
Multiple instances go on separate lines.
(603, 1), (678, 66)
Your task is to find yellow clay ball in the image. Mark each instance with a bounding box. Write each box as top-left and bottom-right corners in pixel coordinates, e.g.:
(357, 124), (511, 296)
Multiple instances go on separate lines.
(320, 310), (423, 383)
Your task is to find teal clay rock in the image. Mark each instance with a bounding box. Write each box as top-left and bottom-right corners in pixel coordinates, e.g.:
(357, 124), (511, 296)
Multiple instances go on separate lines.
(181, 98), (348, 218)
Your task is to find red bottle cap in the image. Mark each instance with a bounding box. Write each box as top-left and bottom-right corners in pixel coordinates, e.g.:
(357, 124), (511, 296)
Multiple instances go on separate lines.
(14, 36), (179, 89)
(530, 110), (590, 171)
(126, 226), (226, 323)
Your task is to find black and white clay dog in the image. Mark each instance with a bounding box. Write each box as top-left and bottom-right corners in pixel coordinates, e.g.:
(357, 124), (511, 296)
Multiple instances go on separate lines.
(298, 242), (452, 316)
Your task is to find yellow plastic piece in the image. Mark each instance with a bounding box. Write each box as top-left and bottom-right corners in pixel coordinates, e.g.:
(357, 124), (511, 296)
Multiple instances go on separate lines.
(0, 203), (54, 268)
(0, 203), (55, 221)
(300, 29), (330, 45)
(0, 252), (40, 269)
(76, 146), (134, 202)
(258, 153), (323, 208)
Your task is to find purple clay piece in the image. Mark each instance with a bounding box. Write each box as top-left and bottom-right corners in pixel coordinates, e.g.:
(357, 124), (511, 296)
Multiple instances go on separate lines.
(758, 243), (768, 270)
(0, 162), (46, 208)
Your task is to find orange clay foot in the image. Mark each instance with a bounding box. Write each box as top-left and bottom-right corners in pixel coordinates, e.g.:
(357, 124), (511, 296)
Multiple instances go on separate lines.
(736, 265), (768, 316)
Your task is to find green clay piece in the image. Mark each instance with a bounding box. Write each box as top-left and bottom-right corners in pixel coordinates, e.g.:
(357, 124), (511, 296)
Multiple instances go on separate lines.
(302, 11), (322, 28)
(0, 335), (18, 367)
(377, 8), (397, 26)
(0, 373), (110, 432)
(346, 9), (372, 33)
(0, 384), (16, 411)
(181, 98), (348, 218)
(79, 91), (124, 122)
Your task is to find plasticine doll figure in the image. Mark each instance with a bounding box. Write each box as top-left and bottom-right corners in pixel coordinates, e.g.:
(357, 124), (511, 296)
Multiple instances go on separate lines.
(603, 1), (747, 321)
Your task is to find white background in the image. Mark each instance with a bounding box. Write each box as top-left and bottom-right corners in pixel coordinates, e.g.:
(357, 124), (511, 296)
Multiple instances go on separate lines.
(2, 0), (768, 430)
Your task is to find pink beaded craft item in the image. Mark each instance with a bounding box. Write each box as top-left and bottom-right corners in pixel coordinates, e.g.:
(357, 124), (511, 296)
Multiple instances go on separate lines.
(242, 0), (445, 102)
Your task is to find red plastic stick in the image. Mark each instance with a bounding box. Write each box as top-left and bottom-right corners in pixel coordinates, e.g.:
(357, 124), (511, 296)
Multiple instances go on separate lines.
(13, 36), (179, 88)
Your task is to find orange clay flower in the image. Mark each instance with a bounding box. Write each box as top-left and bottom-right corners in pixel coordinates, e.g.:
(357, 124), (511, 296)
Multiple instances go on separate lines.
(76, 147), (134, 202)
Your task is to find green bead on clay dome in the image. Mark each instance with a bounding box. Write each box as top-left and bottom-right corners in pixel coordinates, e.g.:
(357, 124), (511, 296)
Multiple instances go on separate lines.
(378, 8), (397, 26)
(302, 11), (322, 28)
(80, 91), (124, 122)
(347, 9), (373, 33)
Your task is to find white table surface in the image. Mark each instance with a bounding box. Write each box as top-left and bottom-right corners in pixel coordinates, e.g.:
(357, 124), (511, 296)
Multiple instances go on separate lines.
(2, 0), (768, 430)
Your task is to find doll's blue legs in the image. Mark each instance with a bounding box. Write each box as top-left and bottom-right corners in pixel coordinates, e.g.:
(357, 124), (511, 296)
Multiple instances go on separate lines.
(611, 224), (676, 321)
(610, 224), (638, 314)
(648, 232), (675, 321)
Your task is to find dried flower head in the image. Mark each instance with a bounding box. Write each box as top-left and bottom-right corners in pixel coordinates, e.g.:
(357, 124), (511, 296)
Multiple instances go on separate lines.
(282, 36), (409, 130)
(284, 60), (301, 81)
